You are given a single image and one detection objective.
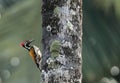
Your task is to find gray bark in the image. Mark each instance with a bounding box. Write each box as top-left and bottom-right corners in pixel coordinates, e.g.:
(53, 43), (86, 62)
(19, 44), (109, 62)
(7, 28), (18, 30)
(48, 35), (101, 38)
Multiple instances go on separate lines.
(41, 0), (82, 83)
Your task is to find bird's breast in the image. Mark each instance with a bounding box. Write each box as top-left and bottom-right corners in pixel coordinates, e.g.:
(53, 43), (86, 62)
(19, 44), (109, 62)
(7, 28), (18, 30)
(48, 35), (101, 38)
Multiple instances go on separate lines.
(29, 48), (36, 63)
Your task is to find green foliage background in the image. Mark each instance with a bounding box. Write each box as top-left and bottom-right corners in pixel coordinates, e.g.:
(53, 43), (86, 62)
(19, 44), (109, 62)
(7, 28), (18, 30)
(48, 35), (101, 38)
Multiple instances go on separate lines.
(0, 0), (41, 83)
(0, 0), (120, 83)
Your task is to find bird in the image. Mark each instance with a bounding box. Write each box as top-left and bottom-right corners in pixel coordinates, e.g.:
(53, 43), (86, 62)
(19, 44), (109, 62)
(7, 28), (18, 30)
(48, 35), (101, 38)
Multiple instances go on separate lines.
(20, 39), (42, 70)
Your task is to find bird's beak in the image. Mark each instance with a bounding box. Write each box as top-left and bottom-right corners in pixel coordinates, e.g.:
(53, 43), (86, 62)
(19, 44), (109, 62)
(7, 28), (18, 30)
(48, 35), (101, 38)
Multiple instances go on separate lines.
(29, 39), (34, 44)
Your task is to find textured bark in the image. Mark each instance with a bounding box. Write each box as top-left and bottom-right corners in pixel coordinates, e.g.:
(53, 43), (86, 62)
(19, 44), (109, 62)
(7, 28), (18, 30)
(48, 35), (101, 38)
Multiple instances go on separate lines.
(41, 0), (82, 83)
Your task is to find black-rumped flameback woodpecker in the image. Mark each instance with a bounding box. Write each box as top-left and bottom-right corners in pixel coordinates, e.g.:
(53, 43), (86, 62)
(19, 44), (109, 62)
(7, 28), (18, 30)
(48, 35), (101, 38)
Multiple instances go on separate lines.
(20, 40), (41, 70)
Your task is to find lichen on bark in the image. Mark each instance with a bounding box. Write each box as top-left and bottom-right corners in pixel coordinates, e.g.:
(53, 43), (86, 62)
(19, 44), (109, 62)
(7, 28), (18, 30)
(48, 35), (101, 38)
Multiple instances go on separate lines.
(41, 0), (82, 83)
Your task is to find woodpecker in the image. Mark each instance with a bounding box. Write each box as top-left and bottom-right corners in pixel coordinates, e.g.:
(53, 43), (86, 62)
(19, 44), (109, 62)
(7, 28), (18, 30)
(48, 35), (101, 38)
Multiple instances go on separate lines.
(20, 40), (42, 70)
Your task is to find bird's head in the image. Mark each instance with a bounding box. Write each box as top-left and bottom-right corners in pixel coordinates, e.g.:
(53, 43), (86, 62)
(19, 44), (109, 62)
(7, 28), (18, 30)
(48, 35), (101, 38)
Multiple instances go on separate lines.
(20, 39), (34, 51)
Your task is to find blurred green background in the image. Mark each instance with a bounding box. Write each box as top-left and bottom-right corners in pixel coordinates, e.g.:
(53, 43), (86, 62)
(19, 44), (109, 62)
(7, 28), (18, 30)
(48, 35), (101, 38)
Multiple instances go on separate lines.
(0, 0), (120, 83)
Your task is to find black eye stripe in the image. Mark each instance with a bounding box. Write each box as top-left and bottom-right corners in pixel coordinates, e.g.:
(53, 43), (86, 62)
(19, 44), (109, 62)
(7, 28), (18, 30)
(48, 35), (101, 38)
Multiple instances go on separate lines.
(24, 42), (28, 48)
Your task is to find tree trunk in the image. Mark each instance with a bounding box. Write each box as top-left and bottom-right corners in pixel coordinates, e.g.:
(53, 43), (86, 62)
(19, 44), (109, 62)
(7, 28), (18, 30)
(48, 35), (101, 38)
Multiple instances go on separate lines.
(41, 0), (82, 83)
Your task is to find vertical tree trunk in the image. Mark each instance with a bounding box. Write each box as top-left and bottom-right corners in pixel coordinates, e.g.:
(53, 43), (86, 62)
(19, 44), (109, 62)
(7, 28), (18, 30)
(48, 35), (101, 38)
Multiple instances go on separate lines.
(41, 0), (82, 83)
